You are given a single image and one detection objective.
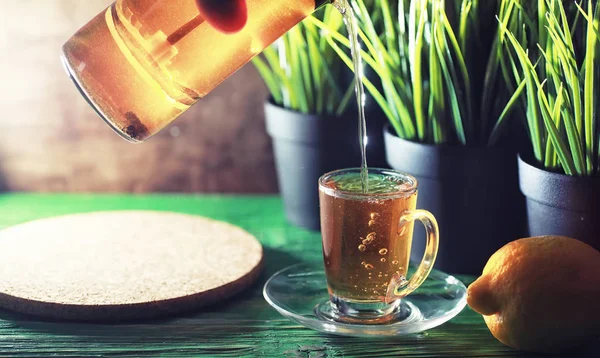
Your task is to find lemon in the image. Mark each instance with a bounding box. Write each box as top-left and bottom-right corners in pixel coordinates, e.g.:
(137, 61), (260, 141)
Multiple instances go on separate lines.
(467, 236), (600, 353)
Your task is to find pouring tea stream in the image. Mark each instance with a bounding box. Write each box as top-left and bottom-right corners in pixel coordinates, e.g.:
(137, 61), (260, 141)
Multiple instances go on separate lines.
(62, 0), (370, 190)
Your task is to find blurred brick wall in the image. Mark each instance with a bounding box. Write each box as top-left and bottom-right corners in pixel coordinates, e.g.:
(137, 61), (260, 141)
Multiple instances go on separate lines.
(0, 0), (277, 193)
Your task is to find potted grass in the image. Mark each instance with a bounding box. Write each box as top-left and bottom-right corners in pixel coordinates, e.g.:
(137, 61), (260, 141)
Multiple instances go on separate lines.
(500, 0), (600, 250)
(310, 0), (527, 273)
(252, 6), (387, 231)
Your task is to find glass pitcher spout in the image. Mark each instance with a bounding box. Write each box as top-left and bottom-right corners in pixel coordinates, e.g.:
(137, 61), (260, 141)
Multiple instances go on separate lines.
(62, 0), (334, 143)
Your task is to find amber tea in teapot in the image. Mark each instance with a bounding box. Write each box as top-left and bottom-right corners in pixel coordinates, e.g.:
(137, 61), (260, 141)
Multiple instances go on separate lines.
(62, 0), (330, 142)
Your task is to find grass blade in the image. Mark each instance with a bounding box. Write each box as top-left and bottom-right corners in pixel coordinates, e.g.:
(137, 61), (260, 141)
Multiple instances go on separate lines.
(380, 0), (399, 64)
(287, 28), (309, 113)
(458, 1), (473, 55)
(582, 0), (597, 174)
(488, 77), (527, 146)
(537, 81), (577, 175)
(429, 8), (446, 144)
(434, 20), (467, 145)
(291, 27), (314, 112)
(398, 0), (410, 79)
(500, 20), (544, 161)
(440, 9), (473, 142)
(251, 56), (283, 104)
(410, 0), (428, 141)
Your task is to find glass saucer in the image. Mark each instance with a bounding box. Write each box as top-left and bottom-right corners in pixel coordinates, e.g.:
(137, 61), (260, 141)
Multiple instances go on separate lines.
(263, 263), (467, 337)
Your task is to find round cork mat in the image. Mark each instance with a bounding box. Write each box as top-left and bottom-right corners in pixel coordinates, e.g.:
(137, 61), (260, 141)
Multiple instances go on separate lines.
(0, 211), (263, 321)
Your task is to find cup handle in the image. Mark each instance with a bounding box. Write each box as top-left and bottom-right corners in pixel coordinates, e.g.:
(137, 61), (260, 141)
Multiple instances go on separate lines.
(386, 209), (439, 303)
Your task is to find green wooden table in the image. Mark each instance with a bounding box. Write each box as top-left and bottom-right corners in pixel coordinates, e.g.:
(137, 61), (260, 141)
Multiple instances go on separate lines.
(0, 194), (596, 357)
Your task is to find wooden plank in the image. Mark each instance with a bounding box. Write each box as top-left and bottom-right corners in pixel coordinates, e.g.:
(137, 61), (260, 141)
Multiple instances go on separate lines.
(0, 194), (597, 357)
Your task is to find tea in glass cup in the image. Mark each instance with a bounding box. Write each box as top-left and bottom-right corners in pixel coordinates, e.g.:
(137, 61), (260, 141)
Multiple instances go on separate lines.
(318, 168), (439, 324)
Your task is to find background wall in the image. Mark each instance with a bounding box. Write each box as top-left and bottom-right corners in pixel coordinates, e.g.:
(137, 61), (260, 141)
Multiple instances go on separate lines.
(0, 0), (278, 193)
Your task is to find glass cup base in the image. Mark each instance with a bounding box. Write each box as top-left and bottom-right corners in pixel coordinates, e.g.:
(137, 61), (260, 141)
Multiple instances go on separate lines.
(315, 296), (412, 325)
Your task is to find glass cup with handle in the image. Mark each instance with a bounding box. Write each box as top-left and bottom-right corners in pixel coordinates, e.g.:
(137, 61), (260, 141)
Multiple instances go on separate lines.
(317, 168), (439, 324)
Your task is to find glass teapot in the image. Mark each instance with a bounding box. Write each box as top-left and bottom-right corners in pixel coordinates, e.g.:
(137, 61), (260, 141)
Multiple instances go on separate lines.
(62, 0), (332, 142)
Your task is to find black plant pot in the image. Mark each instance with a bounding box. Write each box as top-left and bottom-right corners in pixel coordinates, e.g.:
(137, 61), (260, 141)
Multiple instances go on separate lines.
(518, 155), (600, 250)
(384, 126), (526, 274)
(265, 101), (387, 230)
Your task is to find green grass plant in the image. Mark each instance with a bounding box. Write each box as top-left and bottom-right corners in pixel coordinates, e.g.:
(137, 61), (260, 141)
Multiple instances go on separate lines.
(308, 0), (519, 147)
(252, 6), (355, 116)
(499, 0), (599, 176)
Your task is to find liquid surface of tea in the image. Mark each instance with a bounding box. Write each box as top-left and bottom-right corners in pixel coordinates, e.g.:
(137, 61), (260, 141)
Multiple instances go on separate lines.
(319, 172), (418, 302)
(324, 171), (416, 194)
(62, 0), (327, 142)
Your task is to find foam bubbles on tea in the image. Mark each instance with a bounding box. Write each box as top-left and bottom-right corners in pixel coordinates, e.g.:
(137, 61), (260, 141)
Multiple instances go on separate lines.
(363, 232), (376, 245)
(368, 212), (379, 226)
(325, 172), (413, 195)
